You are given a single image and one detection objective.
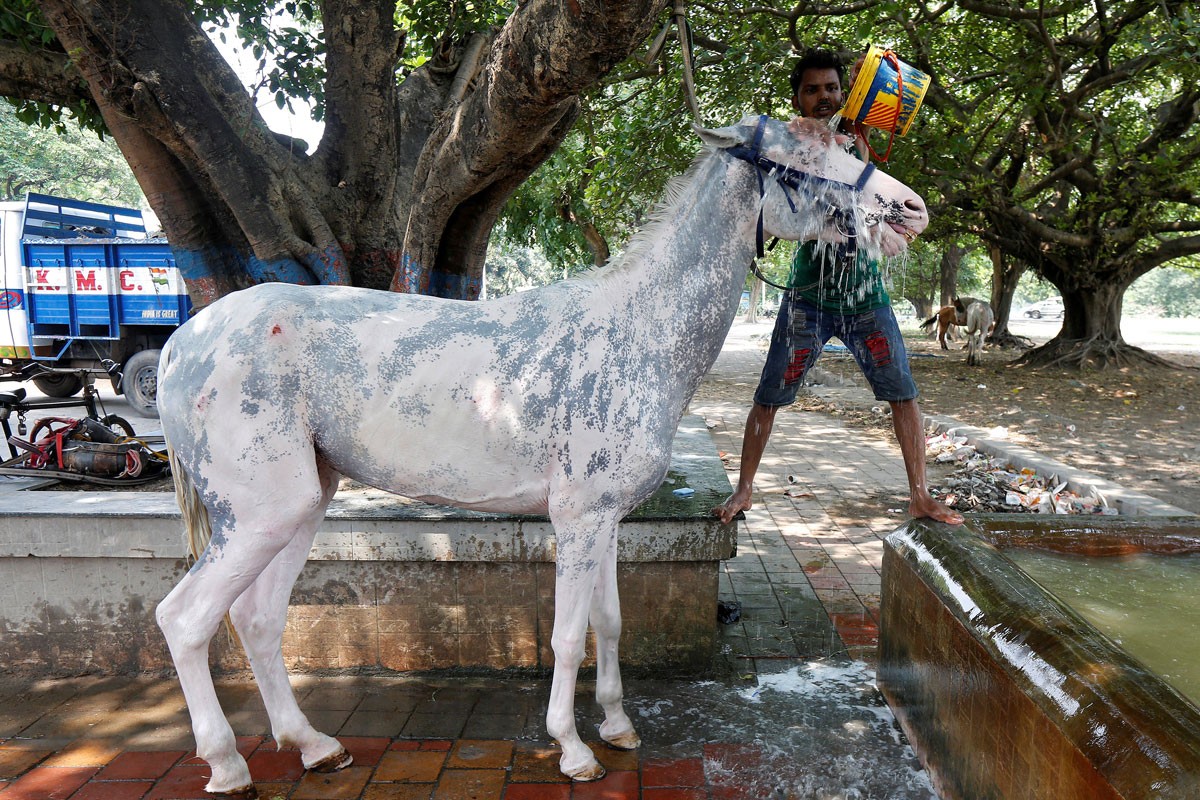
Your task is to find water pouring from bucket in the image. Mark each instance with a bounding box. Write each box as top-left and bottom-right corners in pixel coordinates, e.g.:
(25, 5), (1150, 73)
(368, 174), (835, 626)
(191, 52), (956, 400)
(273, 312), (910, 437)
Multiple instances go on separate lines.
(840, 45), (931, 161)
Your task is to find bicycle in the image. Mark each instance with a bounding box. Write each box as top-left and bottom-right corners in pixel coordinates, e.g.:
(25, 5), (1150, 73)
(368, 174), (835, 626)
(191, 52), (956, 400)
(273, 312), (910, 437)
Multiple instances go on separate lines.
(0, 368), (136, 460)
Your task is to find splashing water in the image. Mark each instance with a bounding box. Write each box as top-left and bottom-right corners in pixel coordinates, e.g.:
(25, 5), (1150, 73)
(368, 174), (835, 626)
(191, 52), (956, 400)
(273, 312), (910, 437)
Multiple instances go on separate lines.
(797, 112), (911, 313)
(613, 660), (938, 799)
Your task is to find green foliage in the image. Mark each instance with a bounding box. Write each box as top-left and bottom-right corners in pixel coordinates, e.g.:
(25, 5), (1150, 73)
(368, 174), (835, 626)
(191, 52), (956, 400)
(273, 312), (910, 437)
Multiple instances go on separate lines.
(509, 0), (1199, 309)
(0, 0), (53, 46)
(396, 1), (511, 72)
(6, 0), (1195, 309)
(1125, 264), (1200, 317)
(0, 102), (144, 206)
(1014, 271), (1062, 307)
(192, 1), (327, 119)
(188, 1), (514, 123)
(495, 5), (796, 279)
(0, 1), (107, 133)
(483, 239), (568, 298)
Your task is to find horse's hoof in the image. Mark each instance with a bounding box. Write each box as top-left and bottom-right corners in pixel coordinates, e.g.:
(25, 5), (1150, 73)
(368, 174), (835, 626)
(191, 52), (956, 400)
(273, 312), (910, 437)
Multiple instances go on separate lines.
(601, 730), (641, 751)
(567, 761), (607, 782)
(308, 748), (353, 773)
(210, 786), (258, 799)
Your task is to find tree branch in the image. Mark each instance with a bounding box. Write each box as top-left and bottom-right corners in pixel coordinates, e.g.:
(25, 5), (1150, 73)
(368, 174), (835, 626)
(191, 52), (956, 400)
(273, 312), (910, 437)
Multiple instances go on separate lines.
(0, 38), (90, 107)
(399, 0), (664, 293)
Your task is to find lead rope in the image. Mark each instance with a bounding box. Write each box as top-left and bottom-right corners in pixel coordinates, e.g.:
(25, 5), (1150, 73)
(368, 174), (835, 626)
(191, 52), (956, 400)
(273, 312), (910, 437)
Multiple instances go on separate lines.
(642, 2), (705, 126)
(674, 2), (703, 125)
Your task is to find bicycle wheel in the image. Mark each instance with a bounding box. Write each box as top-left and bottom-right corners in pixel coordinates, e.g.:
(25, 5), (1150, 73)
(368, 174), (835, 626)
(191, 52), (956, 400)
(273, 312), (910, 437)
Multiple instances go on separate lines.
(100, 414), (136, 438)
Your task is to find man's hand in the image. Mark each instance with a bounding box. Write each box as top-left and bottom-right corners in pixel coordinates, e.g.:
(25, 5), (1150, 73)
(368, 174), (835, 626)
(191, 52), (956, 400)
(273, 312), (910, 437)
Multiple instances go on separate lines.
(848, 54), (866, 91)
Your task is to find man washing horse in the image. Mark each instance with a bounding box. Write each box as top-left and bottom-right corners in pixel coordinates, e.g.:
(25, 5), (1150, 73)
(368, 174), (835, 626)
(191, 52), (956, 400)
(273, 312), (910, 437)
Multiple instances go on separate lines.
(713, 48), (963, 527)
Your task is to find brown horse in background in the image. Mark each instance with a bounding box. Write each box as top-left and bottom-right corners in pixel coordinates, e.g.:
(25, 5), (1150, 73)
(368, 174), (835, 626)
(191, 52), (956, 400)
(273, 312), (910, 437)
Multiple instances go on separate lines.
(920, 296), (985, 350)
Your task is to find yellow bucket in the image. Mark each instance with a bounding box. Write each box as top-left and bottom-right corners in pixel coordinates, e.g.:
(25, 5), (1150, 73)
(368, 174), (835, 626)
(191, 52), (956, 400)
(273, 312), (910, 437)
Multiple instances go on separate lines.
(841, 45), (931, 136)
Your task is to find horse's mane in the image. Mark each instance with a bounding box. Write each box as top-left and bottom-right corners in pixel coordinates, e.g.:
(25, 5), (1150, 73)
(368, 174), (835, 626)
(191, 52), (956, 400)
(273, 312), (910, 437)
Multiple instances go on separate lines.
(566, 146), (720, 288)
(565, 116), (890, 291)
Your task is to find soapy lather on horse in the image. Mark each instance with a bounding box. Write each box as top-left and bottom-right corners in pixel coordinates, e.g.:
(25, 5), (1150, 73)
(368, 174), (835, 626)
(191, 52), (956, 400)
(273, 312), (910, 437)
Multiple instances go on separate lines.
(154, 114), (928, 795)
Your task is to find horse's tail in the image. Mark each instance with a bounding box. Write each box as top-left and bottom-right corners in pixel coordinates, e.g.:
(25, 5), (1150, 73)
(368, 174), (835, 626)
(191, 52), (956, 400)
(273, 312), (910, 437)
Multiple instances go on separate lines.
(160, 339), (209, 564)
(919, 314), (938, 331)
(967, 332), (983, 365)
(168, 444), (212, 569)
(964, 301), (992, 366)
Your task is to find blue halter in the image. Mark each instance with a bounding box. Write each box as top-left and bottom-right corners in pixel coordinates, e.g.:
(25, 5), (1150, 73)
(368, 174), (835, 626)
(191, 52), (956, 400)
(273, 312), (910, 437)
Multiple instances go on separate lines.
(724, 114), (876, 260)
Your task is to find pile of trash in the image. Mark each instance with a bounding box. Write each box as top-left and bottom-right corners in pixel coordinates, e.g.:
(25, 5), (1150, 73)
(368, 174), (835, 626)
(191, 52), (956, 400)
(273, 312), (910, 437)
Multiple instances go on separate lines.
(925, 432), (1118, 515)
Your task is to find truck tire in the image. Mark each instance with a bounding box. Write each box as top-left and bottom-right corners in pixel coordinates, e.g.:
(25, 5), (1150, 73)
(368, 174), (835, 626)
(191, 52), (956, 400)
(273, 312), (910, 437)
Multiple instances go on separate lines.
(33, 372), (84, 398)
(122, 349), (161, 417)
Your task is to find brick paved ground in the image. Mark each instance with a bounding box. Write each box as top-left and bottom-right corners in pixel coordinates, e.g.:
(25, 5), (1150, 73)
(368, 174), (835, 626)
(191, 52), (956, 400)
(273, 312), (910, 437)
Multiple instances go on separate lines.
(0, 734), (774, 799)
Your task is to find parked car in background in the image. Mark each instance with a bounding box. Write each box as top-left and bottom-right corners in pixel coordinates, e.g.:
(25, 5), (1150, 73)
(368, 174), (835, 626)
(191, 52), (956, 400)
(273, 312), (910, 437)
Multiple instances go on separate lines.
(1023, 296), (1064, 319)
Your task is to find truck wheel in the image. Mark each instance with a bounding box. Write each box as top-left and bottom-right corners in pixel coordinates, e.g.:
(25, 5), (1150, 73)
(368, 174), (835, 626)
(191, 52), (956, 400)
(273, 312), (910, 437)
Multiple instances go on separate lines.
(33, 372), (84, 398)
(122, 349), (161, 417)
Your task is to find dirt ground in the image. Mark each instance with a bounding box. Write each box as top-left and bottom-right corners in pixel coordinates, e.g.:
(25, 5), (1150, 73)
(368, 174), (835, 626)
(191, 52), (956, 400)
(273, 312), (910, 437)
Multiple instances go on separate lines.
(791, 333), (1200, 515)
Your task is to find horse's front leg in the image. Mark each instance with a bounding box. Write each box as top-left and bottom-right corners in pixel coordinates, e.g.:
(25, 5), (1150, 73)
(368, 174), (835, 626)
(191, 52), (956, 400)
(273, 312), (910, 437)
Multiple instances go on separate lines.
(591, 535), (640, 751)
(545, 508), (619, 782)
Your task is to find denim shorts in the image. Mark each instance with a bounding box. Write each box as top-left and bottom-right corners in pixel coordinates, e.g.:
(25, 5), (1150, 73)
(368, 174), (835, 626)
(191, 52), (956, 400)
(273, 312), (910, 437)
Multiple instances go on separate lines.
(754, 294), (918, 406)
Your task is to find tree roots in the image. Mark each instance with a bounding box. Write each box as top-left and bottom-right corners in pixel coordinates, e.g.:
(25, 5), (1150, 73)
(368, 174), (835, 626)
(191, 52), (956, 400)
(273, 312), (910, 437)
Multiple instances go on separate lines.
(987, 330), (1035, 350)
(1014, 336), (1188, 371)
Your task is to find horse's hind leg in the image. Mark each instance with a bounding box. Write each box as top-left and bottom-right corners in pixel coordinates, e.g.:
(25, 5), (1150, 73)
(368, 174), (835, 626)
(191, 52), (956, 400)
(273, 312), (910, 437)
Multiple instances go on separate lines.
(157, 470), (334, 795)
(228, 463), (349, 773)
(591, 536), (640, 752)
(157, 529), (298, 794)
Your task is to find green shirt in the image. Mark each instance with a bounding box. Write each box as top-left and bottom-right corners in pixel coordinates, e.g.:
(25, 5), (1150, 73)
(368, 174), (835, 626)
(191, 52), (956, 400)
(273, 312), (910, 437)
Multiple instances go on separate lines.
(787, 241), (890, 315)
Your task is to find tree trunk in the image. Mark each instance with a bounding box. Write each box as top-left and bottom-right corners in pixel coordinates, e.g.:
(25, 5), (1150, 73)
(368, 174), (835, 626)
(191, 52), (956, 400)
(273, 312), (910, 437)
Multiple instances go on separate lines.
(938, 242), (964, 307)
(745, 278), (763, 324)
(1015, 278), (1174, 369)
(987, 243), (1026, 345)
(557, 194), (610, 267)
(30, 0), (663, 306)
(907, 294), (934, 319)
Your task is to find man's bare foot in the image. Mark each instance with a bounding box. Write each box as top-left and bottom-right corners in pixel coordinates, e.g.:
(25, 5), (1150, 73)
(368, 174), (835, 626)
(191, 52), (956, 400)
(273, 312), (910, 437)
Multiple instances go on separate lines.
(910, 493), (964, 525)
(712, 489), (752, 524)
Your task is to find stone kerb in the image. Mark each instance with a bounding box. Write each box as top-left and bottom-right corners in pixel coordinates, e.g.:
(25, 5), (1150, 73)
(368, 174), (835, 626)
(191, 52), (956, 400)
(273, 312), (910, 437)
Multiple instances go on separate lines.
(0, 416), (736, 677)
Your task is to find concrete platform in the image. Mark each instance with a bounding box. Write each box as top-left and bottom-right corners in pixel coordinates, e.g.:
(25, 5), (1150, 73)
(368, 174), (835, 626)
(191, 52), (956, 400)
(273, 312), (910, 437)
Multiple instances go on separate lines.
(0, 417), (735, 676)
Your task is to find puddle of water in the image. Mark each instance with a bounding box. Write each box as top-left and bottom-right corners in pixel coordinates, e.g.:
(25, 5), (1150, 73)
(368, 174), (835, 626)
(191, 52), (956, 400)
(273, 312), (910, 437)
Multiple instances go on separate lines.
(622, 661), (937, 799)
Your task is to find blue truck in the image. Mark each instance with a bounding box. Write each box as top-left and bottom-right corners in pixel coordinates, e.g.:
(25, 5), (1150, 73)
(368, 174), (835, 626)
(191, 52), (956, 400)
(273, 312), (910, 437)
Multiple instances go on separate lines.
(0, 193), (190, 416)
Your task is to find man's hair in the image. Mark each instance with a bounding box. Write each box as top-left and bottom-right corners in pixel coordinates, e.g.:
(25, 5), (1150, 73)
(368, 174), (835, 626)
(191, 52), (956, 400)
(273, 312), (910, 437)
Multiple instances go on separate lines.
(789, 48), (845, 97)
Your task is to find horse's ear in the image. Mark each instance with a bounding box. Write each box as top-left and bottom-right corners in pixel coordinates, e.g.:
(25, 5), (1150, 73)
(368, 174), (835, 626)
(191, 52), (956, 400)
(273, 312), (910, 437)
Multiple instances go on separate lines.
(694, 123), (742, 149)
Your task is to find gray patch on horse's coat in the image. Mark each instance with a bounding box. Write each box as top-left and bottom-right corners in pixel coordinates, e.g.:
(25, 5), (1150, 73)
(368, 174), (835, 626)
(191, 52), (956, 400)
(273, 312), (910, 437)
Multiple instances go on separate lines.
(585, 449), (612, 477)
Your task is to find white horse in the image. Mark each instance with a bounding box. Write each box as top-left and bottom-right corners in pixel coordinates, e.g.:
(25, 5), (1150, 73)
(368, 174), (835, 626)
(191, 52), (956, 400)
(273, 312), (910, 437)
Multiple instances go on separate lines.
(965, 299), (995, 365)
(155, 115), (927, 795)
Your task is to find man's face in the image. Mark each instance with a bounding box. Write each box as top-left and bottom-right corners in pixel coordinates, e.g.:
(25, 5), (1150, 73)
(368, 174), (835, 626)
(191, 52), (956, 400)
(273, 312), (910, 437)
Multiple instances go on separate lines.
(792, 67), (843, 119)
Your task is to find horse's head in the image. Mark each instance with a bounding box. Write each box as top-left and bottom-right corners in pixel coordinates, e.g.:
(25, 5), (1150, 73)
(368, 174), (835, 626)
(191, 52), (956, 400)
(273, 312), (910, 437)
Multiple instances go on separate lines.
(697, 115), (928, 258)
